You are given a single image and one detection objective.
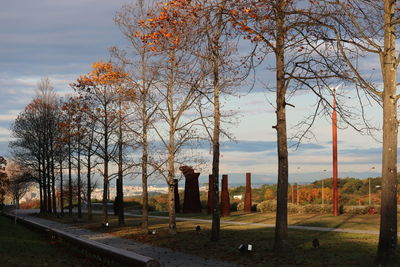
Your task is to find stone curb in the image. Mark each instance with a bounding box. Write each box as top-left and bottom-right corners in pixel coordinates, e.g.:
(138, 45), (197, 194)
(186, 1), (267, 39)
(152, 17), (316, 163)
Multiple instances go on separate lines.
(2, 212), (160, 267)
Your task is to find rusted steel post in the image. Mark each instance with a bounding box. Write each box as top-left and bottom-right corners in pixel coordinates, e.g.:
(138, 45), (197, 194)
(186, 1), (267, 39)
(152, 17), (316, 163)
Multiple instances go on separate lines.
(174, 179), (180, 213)
(332, 91), (339, 216)
(207, 174), (213, 214)
(180, 166), (202, 213)
(244, 172), (252, 212)
(220, 174), (230, 217)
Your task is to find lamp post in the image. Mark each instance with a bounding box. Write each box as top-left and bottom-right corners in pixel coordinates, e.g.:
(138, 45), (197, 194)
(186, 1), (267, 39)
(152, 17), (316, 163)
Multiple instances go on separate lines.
(369, 166), (375, 206)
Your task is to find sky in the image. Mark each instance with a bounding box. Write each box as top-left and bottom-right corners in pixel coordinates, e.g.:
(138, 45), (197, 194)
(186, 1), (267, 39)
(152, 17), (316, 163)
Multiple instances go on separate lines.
(0, 0), (388, 186)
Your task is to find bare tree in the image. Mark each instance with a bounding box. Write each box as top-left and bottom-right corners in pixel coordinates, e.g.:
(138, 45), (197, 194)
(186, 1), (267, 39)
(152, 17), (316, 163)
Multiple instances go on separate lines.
(6, 160), (34, 209)
(72, 61), (127, 224)
(0, 157), (8, 209)
(313, 1), (400, 264)
(11, 78), (60, 214)
(113, 0), (160, 231)
(79, 100), (100, 221)
(227, 0), (345, 250)
(195, 0), (242, 242)
(138, 3), (209, 233)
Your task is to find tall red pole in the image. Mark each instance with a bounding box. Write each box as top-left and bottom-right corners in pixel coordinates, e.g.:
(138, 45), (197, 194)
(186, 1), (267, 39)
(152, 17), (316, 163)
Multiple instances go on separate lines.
(332, 90), (339, 216)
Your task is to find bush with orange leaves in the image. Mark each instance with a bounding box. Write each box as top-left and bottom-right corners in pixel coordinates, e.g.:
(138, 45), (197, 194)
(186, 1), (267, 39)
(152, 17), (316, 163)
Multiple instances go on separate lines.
(19, 199), (40, 209)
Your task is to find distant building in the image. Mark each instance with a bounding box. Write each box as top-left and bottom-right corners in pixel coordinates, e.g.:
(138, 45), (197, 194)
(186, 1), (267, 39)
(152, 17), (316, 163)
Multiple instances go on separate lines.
(233, 195), (243, 200)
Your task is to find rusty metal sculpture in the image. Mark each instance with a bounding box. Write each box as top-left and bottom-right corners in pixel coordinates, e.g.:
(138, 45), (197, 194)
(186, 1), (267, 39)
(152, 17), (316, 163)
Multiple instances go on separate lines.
(220, 174), (230, 217)
(180, 166), (202, 213)
(244, 172), (252, 212)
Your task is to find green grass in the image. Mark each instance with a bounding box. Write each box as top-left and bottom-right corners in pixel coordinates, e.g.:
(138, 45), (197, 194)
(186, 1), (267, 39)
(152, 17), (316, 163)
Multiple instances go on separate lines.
(0, 214), (114, 266)
(38, 212), (392, 266)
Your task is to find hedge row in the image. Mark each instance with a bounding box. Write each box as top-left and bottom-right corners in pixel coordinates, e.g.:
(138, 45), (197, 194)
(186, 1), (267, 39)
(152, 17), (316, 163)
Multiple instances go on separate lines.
(253, 200), (381, 215)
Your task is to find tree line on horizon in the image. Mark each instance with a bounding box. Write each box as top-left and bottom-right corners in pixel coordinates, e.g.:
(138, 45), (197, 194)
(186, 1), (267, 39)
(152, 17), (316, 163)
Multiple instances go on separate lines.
(1, 0), (400, 265)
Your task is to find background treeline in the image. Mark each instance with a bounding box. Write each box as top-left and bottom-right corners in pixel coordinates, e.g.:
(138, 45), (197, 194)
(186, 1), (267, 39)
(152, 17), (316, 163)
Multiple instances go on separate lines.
(104, 175), (391, 214)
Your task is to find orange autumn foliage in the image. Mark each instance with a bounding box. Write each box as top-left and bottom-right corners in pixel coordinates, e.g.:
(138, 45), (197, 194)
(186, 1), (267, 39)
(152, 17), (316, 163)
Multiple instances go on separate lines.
(73, 61), (134, 103)
(77, 61), (127, 87)
(294, 187), (333, 204)
(136, 0), (201, 53)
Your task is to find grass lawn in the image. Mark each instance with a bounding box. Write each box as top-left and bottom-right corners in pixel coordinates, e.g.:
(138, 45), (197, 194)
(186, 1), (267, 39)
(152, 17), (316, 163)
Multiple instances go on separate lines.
(0, 214), (113, 267)
(150, 210), (382, 231)
(37, 211), (392, 266)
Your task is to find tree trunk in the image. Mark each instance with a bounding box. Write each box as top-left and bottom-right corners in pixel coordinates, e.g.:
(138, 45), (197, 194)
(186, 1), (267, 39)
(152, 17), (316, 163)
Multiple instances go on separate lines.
(39, 180), (44, 213)
(46, 146), (52, 213)
(167, 180), (176, 234)
(38, 154), (44, 213)
(103, 113), (109, 224)
(273, 1), (289, 251)
(141, 56), (149, 231)
(59, 158), (64, 215)
(167, 131), (176, 234)
(51, 147), (57, 214)
(141, 128), (149, 230)
(77, 142), (82, 219)
(167, 57), (176, 235)
(376, 1), (398, 264)
(117, 108), (124, 226)
(68, 140), (73, 216)
(103, 158), (109, 224)
(42, 156), (48, 213)
(211, 15), (222, 241)
(87, 153), (92, 221)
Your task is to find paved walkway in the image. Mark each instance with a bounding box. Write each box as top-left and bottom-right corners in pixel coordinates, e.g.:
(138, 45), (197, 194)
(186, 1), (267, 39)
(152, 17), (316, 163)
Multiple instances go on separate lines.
(9, 209), (243, 267)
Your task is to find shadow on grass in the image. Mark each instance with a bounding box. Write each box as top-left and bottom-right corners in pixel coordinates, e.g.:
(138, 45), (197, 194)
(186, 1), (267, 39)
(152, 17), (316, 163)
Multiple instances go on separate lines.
(0, 214), (118, 267)
(293, 213), (360, 231)
(291, 213), (321, 226)
(91, 220), (381, 267)
(49, 213), (383, 267)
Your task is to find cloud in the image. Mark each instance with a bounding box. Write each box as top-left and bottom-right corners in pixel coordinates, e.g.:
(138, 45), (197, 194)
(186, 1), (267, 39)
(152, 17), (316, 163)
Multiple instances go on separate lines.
(0, 0), (128, 77)
(0, 114), (17, 122)
(0, 0), (390, 184)
(220, 140), (325, 153)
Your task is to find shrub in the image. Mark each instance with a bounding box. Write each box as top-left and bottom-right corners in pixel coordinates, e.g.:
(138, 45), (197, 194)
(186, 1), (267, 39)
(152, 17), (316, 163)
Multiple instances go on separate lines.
(230, 202), (239, 211)
(147, 204), (156, 212)
(124, 200), (142, 209)
(251, 203), (258, 212)
(343, 205), (380, 215)
(256, 201), (380, 215)
(303, 204), (323, 213)
(154, 202), (167, 212)
(287, 203), (301, 213)
(237, 202), (244, 211)
(256, 200), (276, 212)
(200, 200), (208, 209)
(19, 200), (40, 209)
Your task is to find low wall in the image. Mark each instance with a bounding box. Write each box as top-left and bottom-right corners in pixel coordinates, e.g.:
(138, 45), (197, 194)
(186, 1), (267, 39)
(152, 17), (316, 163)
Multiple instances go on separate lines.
(2, 212), (160, 267)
